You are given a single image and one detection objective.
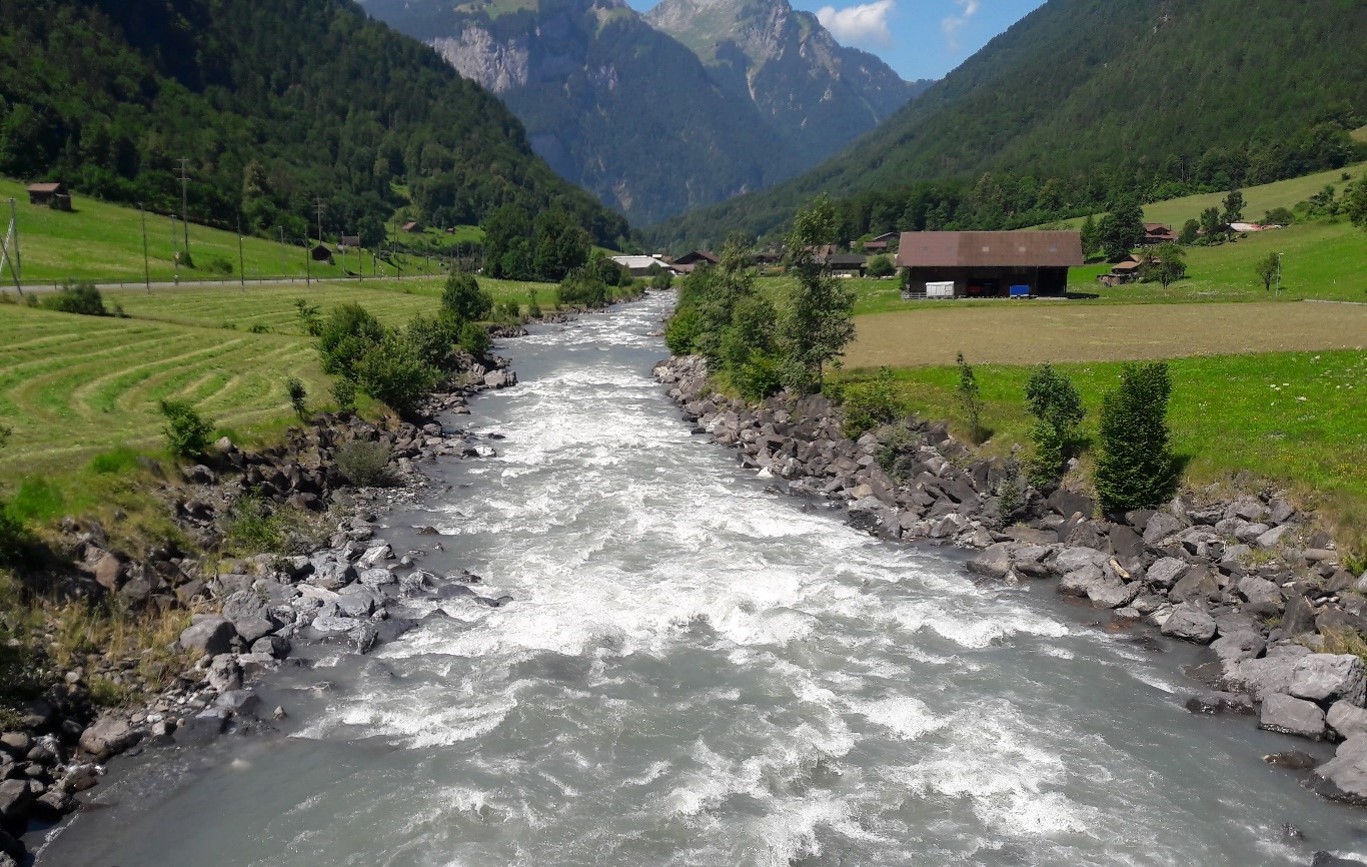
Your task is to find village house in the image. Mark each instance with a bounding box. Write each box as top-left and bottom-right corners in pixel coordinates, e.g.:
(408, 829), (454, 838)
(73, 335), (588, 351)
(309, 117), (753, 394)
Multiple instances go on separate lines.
(1098, 256), (1144, 287)
(339, 235), (361, 249)
(609, 254), (675, 277)
(1141, 223), (1175, 245)
(825, 252), (867, 278)
(26, 182), (72, 211)
(896, 230), (1083, 299)
(861, 231), (899, 254)
(668, 249), (719, 275)
(400, 220), (420, 234)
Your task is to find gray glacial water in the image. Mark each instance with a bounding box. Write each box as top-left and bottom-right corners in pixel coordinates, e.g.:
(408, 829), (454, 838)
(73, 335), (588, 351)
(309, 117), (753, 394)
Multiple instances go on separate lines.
(38, 294), (1366, 866)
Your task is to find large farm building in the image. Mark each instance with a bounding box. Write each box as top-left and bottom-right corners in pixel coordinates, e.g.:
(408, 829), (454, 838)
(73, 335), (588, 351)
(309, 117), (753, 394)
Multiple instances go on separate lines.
(896, 231), (1083, 299)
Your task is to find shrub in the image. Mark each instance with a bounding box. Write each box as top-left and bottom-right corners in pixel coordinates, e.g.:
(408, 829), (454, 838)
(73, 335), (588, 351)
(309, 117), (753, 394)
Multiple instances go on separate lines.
(496, 299), (521, 322)
(248, 323), (269, 334)
(866, 254), (895, 278)
(664, 307), (703, 355)
(159, 400), (214, 459)
(330, 378), (356, 414)
(459, 321), (491, 359)
(0, 506), (27, 567)
(204, 256), (234, 275)
(955, 353), (986, 444)
(841, 367), (904, 439)
(650, 269), (674, 290)
(318, 303), (385, 378)
(441, 273), (493, 322)
(1094, 362), (1176, 513)
(405, 313), (463, 371)
(286, 377), (308, 420)
(88, 447), (141, 475)
(527, 289), (543, 319)
(353, 334), (440, 418)
(335, 440), (394, 487)
(294, 299), (322, 337)
(41, 280), (107, 316)
(1024, 364), (1084, 487)
(555, 268), (609, 308)
(731, 352), (783, 403)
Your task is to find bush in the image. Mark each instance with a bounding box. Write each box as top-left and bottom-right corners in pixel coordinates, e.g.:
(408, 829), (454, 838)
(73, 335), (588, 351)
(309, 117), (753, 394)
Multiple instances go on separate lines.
(1094, 362), (1176, 513)
(335, 440), (394, 487)
(318, 303), (385, 379)
(731, 352), (783, 403)
(286, 377), (308, 420)
(1024, 364), (1084, 487)
(496, 299), (521, 322)
(41, 280), (107, 316)
(441, 273), (493, 322)
(526, 289), (543, 319)
(955, 353), (986, 444)
(459, 321), (490, 359)
(867, 254), (895, 278)
(555, 268), (609, 308)
(330, 378), (356, 414)
(840, 367), (904, 438)
(664, 307), (703, 355)
(405, 313), (463, 371)
(159, 400), (214, 459)
(353, 334), (440, 418)
(88, 446), (141, 475)
(248, 323), (269, 334)
(650, 269), (674, 290)
(294, 299), (322, 337)
(0, 505), (27, 567)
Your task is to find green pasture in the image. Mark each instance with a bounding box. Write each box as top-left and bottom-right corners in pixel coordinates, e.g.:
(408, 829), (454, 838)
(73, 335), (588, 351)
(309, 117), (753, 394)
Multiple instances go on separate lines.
(837, 349), (1367, 551)
(0, 177), (437, 285)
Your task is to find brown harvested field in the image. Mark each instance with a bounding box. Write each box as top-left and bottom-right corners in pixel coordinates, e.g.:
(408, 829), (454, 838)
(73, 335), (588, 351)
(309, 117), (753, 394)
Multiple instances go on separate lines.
(845, 301), (1367, 368)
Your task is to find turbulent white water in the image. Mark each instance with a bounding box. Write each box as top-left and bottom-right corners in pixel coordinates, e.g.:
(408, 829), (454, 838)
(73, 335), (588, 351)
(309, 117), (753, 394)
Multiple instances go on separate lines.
(40, 295), (1365, 866)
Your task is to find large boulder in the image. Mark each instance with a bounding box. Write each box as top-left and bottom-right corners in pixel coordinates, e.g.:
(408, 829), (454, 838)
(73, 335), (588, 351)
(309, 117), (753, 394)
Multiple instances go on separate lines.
(1289, 654), (1366, 707)
(1310, 735), (1367, 806)
(207, 654), (243, 694)
(0, 780), (32, 820)
(966, 543), (1013, 581)
(1169, 565), (1220, 604)
(1145, 557), (1189, 589)
(1088, 579), (1140, 610)
(1051, 547), (1109, 577)
(1160, 603), (1217, 644)
(1328, 702), (1367, 740)
(179, 616), (236, 656)
(1259, 693), (1327, 739)
(1143, 512), (1185, 545)
(1058, 565), (1106, 598)
(78, 717), (143, 760)
(1236, 575), (1282, 606)
(1223, 645), (1313, 701)
(1210, 631), (1265, 666)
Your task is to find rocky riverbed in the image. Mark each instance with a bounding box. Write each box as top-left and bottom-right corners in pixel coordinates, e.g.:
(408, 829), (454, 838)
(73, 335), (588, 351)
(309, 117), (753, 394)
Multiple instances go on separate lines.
(655, 353), (1367, 813)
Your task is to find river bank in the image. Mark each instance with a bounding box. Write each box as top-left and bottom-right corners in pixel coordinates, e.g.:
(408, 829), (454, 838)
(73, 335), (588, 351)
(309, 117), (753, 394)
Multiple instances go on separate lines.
(654, 353), (1367, 813)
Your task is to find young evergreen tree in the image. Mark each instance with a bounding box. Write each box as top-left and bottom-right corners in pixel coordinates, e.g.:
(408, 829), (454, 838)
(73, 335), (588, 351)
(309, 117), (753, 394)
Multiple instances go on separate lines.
(1094, 362), (1175, 513)
(1097, 197), (1144, 261)
(955, 353), (986, 444)
(780, 195), (855, 392)
(1024, 364), (1084, 487)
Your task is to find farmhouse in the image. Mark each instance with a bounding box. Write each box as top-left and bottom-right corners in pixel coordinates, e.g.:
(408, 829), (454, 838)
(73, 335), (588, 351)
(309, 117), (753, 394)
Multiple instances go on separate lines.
(1141, 223), (1175, 245)
(400, 220), (420, 234)
(669, 249), (719, 274)
(862, 231), (898, 254)
(1098, 257), (1143, 287)
(26, 182), (72, 211)
(609, 254), (674, 277)
(339, 235), (361, 249)
(896, 230), (1083, 299)
(825, 253), (867, 278)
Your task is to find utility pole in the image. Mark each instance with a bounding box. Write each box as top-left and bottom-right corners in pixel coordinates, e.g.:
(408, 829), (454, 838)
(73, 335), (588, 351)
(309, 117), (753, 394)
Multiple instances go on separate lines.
(279, 225), (287, 279)
(1275, 252), (1283, 297)
(237, 216), (245, 291)
(140, 204), (150, 293)
(177, 158), (191, 257)
(305, 238), (311, 287)
(171, 214), (180, 286)
(314, 198), (326, 246)
(2, 198), (21, 295)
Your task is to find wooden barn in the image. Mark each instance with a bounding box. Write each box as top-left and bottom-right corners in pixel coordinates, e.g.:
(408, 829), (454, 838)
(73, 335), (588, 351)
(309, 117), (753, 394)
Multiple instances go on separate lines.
(896, 231), (1083, 299)
(27, 182), (72, 211)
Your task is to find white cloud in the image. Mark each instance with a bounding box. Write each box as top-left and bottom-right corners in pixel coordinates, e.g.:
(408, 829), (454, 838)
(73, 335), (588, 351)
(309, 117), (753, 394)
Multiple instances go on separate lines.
(817, 0), (896, 48)
(941, 0), (981, 49)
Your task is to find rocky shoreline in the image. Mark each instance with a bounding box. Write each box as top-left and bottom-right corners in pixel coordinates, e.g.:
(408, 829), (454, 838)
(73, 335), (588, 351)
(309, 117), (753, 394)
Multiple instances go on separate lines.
(655, 354), (1367, 815)
(1, 356), (524, 865)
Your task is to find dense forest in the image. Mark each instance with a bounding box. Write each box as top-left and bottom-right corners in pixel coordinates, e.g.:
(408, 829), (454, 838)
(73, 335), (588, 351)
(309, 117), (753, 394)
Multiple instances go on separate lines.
(0, 0), (630, 246)
(652, 0), (1367, 247)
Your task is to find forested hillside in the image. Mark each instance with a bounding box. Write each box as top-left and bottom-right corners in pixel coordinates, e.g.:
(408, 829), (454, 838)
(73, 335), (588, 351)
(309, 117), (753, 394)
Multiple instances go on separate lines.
(654, 0), (1367, 246)
(0, 0), (630, 246)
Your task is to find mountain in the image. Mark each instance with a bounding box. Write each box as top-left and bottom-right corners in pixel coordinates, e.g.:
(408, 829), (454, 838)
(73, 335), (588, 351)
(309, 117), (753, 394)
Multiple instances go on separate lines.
(647, 0), (927, 162)
(361, 0), (924, 225)
(654, 0), (1367, 246)
(0, 0), (629, 246)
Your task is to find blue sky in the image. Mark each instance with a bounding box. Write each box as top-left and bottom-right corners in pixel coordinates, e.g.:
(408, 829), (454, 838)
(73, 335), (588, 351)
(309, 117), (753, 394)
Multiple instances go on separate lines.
(630, 0), (1046, 82)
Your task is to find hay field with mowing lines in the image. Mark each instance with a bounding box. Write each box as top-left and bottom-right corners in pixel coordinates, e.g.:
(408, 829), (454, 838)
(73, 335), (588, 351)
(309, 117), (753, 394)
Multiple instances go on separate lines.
(844, 301), (1367, 369)
(0, 304), (329, 472)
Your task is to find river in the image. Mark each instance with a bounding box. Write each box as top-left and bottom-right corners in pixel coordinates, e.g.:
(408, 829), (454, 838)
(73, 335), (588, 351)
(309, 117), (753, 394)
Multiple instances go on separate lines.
(37, 294), (1364, 865)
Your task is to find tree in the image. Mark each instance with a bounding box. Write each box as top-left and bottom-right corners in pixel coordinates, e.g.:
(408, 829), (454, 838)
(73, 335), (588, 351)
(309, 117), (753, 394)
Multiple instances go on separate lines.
(1094, 362), (1175, 513)
(441, 273), (493, 322)
(1254, 251), (1281, 292)
(1097, 197), (1144, 261)
(1348, 179), (1367, 231)
(1178, 219), (1200, 245)
(1140, 242), (1187, 289)
(1221, 189), (1245, 224)
(866, 254), (895, 278)
(531, 209), (590, 282)
(1079, 213), (1100, 258)
(1198, 206), (1223, 244)
(159, 400), (214, 459)
(780, 195), (855, 391)
(955, 353), (986, 444)
(1024, 364), (1084, 487)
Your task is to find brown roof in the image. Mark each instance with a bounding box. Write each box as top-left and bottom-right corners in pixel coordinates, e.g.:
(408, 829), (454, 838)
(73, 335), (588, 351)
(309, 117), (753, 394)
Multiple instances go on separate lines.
(27, 182), (65, 193)
(673, 250), (719, 266)
(1112, 260), (1143, 272)
(1144, 223), (1172, 233)
(896, 231), (1083, 269)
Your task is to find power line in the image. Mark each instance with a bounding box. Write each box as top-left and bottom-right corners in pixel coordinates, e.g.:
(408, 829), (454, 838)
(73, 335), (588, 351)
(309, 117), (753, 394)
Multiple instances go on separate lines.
(176, 158), (191, 256)
(314, 197), (326, 246)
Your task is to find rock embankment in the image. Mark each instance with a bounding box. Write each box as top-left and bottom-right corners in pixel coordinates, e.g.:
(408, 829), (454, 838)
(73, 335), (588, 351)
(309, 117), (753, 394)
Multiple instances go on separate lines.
(655, 354), (1367, 809)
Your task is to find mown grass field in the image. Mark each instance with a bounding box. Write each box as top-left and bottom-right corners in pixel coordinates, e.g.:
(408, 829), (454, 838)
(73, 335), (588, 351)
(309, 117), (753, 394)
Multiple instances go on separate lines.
(0, 177), (435, 285)
(0, 276), (557, 477)
(835, 350), (1367, 551)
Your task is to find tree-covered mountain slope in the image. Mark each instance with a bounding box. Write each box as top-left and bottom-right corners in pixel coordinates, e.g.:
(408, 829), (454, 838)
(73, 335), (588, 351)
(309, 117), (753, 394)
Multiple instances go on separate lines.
(647, 0), (928, 162)
(362, 0), (924, 225)
(0, 0), (629, 246)
(654, 0), (1367, 246)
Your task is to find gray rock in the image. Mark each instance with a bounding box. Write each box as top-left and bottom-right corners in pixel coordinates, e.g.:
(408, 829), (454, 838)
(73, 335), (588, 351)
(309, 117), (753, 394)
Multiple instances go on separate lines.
(175, 709), (229, 747)
(1088, 579), (1141, 610)
(1143, 512), (1185, 545)
(1210, 631), (1265, 666)
(1229, 496), (1270, 523)
(0, 779), (32, 820)
(231, 616), (276, 645)
(1289, 654), (1366, 707)
(207, 654), (243, 693)
(308, 557), (356, 591)
(1310, 735), (1367, 805)
(966, 543), (1013, 580)
(78, 717), (143, 760)
(1160, 603), (1217, 644)
(1170, 565), (1220, 604)
(358, 568), (397, 589)
(250, 635), (291, 658)
(1184, 691), (1254, 715)
(1051, 547), (1109, 576)
(1224, 645), (1314, 701)
(1282, 594), (1318, 636)
(1256, 524), (1294, 549)
(357, 544), (394, 569)
(1259, 693), (1327, 739)
(1328, 702), (1367, 740)
(1234, 522), (1270, 543)
(309, 615), (362, 636)
(1145, 557), (1189, 589)
(336, 587), (381, 618)
(214, 690), (262, 716)
(1058, 565), (1105, 598)
(1236, 575), (1282, 606)
(179, 616), (236, 655)
(236, 652), (278, 680)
